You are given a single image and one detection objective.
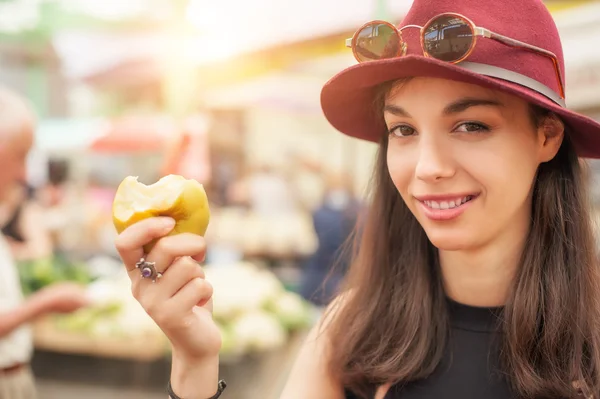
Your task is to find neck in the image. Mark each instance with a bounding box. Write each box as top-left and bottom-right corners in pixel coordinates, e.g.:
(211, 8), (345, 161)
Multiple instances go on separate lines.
(438, 214), (530, 308)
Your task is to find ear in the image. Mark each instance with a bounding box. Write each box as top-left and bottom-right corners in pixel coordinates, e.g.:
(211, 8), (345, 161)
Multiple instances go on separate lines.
(538, 113), (564, 163)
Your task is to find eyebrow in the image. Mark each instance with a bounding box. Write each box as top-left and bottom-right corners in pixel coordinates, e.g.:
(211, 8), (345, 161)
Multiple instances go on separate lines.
(383, 97), (505, 118)
(443, 98), (504, 115)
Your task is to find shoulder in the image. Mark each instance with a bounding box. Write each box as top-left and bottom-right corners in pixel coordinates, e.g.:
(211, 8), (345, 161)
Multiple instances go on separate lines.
(279, 293), (352, 399)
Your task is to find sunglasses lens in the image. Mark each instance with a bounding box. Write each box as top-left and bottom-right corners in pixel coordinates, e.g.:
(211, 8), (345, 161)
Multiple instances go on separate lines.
(423, 15), (474, 62)
(354, 22), (401, 62)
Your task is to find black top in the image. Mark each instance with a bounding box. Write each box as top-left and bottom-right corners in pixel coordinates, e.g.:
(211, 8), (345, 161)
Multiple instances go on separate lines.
(345, 299), (514, 399)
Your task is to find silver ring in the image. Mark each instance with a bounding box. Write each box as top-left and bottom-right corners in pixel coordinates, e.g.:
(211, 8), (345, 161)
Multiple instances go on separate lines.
(136, 258), (163, 283)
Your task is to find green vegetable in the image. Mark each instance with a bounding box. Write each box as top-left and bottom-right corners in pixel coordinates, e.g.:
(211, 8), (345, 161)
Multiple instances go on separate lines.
(53, 302), (123, 334)
(18, 255), (93, 295)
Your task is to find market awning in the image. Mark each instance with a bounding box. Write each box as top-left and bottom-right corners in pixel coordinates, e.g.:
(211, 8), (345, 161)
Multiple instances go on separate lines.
(88, 117), (178, 153)
(35, 118), (108, 152)
(52, 0), (415, 82)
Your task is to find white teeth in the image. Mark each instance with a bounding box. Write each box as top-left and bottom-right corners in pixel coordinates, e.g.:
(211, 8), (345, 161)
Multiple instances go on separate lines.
(424, 196), (473, 210)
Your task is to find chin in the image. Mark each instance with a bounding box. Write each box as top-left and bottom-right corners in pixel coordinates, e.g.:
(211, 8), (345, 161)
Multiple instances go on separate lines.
(424, 230), (477, 251)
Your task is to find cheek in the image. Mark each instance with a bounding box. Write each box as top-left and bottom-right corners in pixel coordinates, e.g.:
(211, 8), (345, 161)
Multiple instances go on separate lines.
(386, 147), (414, 195)
(465, 144), (539, 207)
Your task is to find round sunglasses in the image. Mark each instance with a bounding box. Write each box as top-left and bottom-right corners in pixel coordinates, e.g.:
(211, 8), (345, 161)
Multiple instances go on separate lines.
(346, 13), (565, 101)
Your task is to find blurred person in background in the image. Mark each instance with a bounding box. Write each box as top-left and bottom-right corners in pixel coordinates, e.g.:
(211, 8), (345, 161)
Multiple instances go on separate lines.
(38, 159), (85, 256)
(299, 171), (361, 307)
(246, 162), (298, 217)
(37, 159), (69, 208)
(112, 0), (600, 398)
(0, 182), (53, 261)
(82, 173), (120, 257)
(0, 85), (89, 399)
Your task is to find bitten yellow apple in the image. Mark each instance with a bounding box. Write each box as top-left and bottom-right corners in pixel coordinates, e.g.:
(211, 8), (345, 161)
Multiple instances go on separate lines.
(112, 175), (210, 253)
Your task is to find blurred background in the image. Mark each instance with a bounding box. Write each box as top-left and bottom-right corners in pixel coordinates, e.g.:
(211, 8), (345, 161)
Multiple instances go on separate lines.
(1, 0), (599, 398)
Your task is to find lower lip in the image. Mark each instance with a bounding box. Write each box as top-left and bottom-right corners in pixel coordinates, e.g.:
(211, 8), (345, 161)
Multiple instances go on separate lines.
(418, 197), (477, 221)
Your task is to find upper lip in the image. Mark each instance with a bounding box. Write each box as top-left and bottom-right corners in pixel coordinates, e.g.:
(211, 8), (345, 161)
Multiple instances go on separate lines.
(414, 193), (478, 202)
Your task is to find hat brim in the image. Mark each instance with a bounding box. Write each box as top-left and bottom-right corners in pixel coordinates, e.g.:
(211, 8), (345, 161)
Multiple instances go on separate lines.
(320, 55), (600, 159)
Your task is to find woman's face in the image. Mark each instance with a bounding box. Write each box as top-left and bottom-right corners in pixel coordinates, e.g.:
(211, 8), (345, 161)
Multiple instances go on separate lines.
(385, 77), (561, 251)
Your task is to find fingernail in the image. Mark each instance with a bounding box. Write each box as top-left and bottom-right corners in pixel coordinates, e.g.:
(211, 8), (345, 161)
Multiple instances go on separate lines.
(161, 217), (176, 229)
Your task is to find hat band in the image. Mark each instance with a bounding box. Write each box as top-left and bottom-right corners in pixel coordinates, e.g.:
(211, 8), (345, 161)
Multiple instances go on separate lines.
(460, 62), (567, 108)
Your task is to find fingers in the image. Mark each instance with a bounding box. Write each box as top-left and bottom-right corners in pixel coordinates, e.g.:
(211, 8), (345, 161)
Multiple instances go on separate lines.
(115, 217), (176, 270)
(143, 233), (206, 275)
(169, 277), (214, 311)
(140, 278), (213, 331)
(116, 218), (212, 330)
(131, 256), (205, 301)
(133, 263), (213, 329)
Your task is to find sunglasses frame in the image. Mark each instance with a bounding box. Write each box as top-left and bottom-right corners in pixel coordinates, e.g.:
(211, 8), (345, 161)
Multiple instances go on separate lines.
(346, 12), (565, 100)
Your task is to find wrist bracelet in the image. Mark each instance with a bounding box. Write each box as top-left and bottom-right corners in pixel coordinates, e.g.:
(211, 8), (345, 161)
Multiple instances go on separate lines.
(167, 379), (227, 399)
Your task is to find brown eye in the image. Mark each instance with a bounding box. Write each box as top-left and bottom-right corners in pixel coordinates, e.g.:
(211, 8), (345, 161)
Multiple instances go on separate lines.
(455, 122), (490, 133)
(389, 125), (416, 138)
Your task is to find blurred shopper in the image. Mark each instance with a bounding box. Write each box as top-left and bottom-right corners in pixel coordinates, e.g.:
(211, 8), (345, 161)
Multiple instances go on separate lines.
(0, 86), (89, 399)
(246, 163), (298, 217)
(38, 159), (86, 256)
(38, 159), (69, 207)
(1, 183), (53, 261)
(300, 171), (360, 307)
(82, 174), (119, 257)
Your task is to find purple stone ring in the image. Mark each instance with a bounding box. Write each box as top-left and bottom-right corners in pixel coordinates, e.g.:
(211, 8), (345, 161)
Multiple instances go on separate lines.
(136, 258), (162, 283)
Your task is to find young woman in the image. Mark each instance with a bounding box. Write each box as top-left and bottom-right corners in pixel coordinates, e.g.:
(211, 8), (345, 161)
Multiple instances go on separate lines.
(114, 0), (600, 397)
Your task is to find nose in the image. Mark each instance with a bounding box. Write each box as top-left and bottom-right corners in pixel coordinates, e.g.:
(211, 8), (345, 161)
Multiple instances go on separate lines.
(414, 135), (455, 183)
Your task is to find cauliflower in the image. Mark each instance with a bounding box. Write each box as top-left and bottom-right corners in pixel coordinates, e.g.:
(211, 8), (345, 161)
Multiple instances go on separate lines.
(206, 262), (284, 321)
(268, 291), (310, 331)
(231, 311), (287, 352)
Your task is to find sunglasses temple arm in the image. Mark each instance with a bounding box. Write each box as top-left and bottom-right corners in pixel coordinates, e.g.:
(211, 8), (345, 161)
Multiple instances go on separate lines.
(550, 58), (565, 99)
(483, 29), (565, 99)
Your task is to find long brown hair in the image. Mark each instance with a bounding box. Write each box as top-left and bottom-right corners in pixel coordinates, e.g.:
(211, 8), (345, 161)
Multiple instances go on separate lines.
(326, 83), (600, 398)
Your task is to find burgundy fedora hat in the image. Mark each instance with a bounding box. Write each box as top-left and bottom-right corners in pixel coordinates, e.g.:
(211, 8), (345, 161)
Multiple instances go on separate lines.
(320, 0), (600, 159)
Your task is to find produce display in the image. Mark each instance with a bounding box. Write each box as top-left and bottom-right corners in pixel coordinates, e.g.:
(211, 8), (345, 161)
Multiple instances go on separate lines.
(40, 261), (312, 358)
(112, 174), (210, 252)
(31, 266), (169, 361)
(26, 175), (313, 361)
(207, 208), (318, 258)
(19, 255), (93, 296)
(207, 262), (313, 355)
(52, 271), (164, 339)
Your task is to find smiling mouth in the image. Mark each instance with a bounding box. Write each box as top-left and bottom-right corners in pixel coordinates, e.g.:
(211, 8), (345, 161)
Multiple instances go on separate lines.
(422, 195), (475, 210)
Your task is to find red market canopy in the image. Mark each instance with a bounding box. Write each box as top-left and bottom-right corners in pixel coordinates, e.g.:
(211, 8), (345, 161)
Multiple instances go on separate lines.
(88, 116), (178, 153)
